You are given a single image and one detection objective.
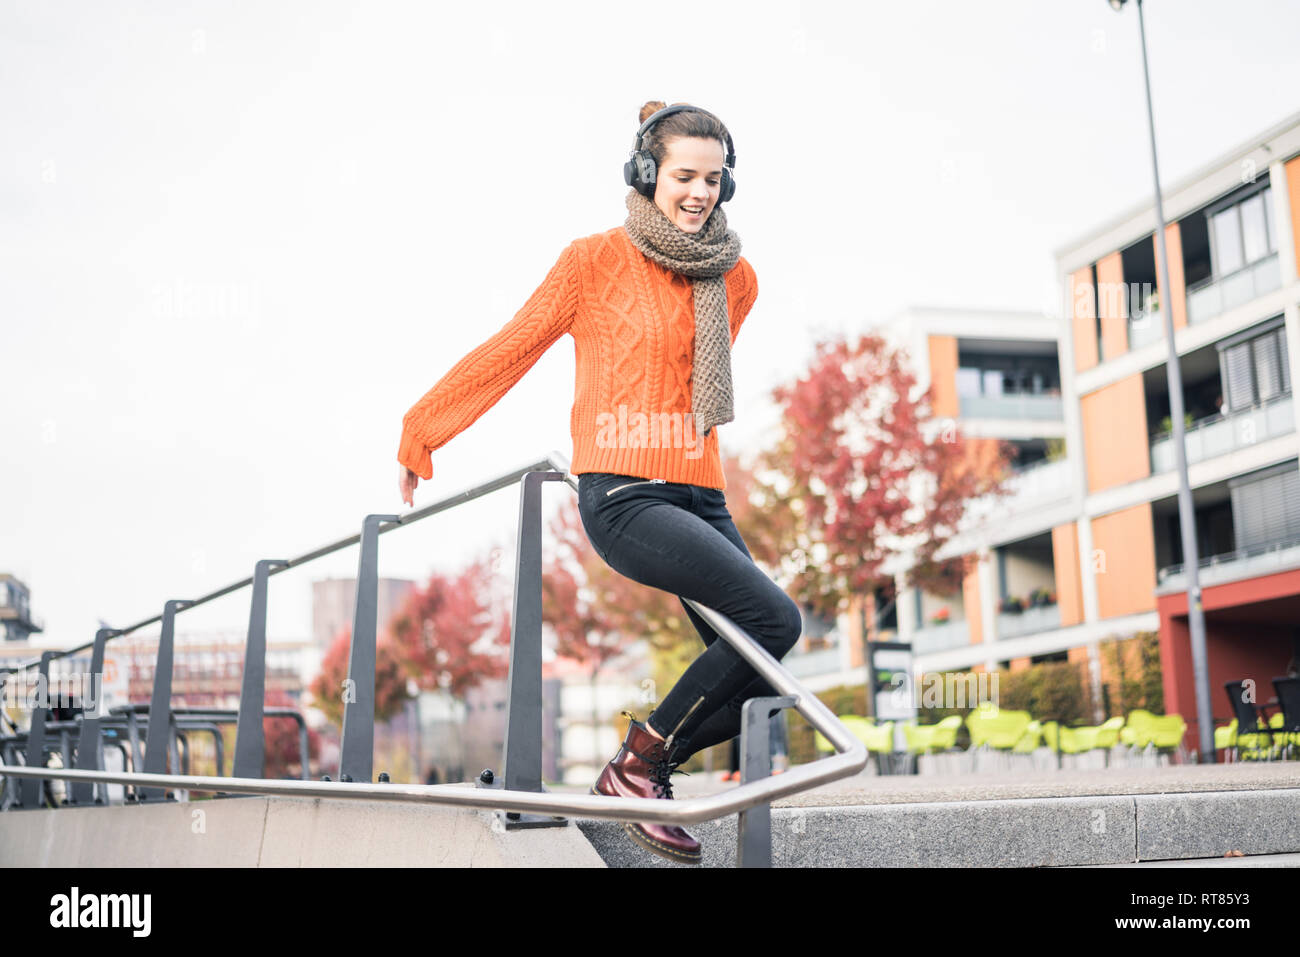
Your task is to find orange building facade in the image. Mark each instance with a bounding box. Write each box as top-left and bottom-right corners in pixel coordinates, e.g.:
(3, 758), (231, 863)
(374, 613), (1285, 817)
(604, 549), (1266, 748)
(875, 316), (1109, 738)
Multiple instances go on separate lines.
(786, 112), (1300, 760)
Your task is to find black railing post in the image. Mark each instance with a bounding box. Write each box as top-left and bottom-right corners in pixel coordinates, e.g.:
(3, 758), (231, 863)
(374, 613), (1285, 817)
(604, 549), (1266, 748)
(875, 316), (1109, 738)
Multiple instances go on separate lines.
(737, 695), (797, 868)
(339, 514), (399, 785)
(20, 651), (57, 809)
(140, 599), (192, 801)
(499, 470), (567, 829)
(70, 628), (118, 805)
(233, 559), (289, 780)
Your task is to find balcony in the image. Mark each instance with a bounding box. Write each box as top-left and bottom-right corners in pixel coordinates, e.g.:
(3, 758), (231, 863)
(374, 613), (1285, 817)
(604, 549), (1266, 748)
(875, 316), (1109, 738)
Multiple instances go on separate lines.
(1186, 253), (1281, 325)
(1150, 392), (1294, 473)
(1004, 457), (1072, 504)
(995, 602), (1061, 640)
(959, 393), (1063, 421)
(910, 619), (971, 655)
(1128, 307), (1164, 349)
(1157, 534), (1300, 592)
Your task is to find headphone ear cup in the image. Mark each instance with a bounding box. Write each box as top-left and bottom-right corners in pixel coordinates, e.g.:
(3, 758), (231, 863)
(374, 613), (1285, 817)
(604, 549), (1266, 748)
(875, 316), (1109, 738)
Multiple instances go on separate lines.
(719, 168), (736, 203)
(635, 152), (657, 198)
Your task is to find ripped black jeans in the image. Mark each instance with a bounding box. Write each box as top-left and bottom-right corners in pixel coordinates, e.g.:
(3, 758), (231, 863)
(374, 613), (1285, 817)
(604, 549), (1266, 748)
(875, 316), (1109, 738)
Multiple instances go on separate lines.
(576, 472), (803, 762)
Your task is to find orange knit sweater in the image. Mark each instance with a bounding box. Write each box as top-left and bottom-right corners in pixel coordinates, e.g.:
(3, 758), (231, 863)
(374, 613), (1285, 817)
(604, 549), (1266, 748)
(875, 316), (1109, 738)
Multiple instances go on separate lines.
(397, 226), (758, 491)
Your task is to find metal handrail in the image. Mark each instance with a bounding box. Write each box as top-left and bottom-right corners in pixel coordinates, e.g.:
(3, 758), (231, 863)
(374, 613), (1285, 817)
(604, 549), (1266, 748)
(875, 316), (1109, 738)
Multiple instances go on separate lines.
(0, 450), (869, 827)
(0, 453), (561, 675)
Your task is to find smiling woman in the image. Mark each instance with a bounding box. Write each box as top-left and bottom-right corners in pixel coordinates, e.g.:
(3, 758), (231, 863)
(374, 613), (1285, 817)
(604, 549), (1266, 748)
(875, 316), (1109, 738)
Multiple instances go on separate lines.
(395, 99), (803, 866)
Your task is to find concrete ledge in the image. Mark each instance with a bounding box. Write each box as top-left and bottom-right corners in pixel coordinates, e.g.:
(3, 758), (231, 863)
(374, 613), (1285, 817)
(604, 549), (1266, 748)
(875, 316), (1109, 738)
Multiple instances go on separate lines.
(577, 787), (1300, 867)
(1135, 789), (1300, 861)
(0, 791), (607, 867)
(579, 796), (1135, 867)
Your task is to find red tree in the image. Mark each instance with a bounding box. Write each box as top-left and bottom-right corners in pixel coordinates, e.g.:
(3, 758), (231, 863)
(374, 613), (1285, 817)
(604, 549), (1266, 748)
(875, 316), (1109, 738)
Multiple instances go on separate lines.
(757, 331), (1015, 621)
(264, 688), (322, 779)
(387, 554), (512, 697)
(309, 625), (411, 728)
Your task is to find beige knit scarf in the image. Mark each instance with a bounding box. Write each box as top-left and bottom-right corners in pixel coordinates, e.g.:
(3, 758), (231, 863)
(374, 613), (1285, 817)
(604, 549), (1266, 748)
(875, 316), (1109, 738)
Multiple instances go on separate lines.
(623, 189), (742, 438)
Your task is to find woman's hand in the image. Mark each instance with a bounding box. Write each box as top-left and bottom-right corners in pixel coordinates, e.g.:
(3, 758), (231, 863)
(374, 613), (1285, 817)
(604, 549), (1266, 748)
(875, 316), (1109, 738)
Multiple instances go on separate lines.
(399, 464), (422, 508)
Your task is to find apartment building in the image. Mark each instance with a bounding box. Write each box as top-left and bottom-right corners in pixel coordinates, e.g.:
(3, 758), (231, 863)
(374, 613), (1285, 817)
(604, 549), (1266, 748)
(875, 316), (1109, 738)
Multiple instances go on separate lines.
(784, 112), (1300, 753)
(1054, 111), (1300, 750)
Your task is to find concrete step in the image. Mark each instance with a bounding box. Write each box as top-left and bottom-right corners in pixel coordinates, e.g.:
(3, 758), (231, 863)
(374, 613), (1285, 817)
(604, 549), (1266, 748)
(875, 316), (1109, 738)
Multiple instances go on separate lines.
(567, 763), (1300, 867)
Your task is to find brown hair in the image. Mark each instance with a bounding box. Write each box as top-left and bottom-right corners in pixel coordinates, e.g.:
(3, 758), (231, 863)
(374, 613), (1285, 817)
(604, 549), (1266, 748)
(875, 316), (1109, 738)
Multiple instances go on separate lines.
(637, 100), (730, 170)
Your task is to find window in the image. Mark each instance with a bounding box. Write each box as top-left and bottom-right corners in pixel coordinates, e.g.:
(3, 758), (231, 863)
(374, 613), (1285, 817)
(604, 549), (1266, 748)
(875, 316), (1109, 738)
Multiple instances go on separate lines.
(1208, 186), (1275, 279)
(1229, 462), (1300, 550)
(1212, 205), (1244, 275)
(1218, 320), (1290, 411)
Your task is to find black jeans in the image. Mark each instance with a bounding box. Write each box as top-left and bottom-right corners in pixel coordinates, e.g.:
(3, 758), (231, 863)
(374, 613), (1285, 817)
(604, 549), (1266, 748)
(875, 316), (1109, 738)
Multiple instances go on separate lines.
(577, 472), (802, 762)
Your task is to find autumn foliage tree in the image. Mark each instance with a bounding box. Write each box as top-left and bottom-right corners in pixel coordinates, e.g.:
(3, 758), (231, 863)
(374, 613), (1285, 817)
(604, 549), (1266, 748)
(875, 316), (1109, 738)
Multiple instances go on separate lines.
(387, 554), (512, 697)
(264, 688), (322, 778)
(309, 625), (410, 728)
(754, 330), (1015, 622)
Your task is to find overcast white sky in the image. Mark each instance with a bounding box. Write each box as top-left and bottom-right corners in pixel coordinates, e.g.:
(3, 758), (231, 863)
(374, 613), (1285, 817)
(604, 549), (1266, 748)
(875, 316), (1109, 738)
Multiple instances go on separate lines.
(4, 0), (1300, 651)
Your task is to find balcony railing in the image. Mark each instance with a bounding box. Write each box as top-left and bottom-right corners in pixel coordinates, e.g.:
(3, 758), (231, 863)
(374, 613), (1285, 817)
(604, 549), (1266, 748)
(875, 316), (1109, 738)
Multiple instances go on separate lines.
(1004, 457), (1072, 503)
(1150, 392), (1293, 473)
(1128, 307), (1164, 349)
(995, 603), (1061, 641)
(959, 393), (1063, 421)
(1157, 535), (1300, 591)
(1186, 253), (1281, 325)
(910, 619), (970, 655)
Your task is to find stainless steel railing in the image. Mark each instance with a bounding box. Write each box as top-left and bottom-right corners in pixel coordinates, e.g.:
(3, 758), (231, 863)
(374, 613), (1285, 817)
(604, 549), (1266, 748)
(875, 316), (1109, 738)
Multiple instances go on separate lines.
(0, 450), (867, 847)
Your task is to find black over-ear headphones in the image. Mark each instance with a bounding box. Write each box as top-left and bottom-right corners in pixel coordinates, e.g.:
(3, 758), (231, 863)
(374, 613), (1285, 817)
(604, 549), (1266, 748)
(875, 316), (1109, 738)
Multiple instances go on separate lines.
(623, 103), (736, 204)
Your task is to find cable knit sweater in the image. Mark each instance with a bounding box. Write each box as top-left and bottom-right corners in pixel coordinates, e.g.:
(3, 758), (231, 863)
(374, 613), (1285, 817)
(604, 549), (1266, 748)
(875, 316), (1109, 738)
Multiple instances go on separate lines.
(397, 226), (757, 491)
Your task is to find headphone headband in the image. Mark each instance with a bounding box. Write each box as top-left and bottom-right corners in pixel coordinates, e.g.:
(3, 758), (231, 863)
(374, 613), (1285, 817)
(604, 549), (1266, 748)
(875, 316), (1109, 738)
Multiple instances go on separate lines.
(631, 104), (736, 170)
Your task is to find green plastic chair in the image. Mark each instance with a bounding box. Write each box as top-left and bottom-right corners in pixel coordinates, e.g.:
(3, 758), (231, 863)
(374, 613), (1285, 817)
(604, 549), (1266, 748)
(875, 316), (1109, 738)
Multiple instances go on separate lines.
(930, 715), (963, 751)
(902, 715), (964, 755)
(1012, 720), (1043, 753)
(1040, 720), (1059, 752)
(1119, 709), (1157, 748)
(1216, 714), (1278, 761)
(814, 715), (894, 755)
(902, 722), (936, 755)
(966, 706), (1032, 751)
(1095, 716), (1125, 748)
(1063, 725), (1099, 752)
(1214, 718), (1238, 752)
(1143, 713), (1187, 750)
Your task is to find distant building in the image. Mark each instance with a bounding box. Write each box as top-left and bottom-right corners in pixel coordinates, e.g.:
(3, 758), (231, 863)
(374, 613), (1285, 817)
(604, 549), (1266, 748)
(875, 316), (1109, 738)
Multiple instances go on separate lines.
(311, 577), (415, 652)
(119, 629), (310, 711)
(0, 574), (44, 643)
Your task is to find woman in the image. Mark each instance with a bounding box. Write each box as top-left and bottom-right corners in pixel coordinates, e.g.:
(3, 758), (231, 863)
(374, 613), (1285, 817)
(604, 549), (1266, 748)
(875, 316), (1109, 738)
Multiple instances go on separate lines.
(397, 101), (802, 865)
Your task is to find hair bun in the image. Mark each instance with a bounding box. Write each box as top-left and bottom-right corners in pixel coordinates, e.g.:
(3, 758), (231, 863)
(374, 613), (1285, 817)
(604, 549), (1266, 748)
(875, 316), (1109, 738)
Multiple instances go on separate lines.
(639, 100), (667, 124)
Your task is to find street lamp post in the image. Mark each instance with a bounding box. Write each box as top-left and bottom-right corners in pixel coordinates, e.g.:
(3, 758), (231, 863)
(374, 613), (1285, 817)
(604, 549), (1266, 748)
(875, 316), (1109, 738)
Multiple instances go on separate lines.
(1109, 0), (1214, 763)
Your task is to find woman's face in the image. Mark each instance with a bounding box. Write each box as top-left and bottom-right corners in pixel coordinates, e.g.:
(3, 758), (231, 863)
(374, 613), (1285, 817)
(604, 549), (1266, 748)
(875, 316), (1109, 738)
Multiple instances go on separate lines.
(653, 135), (726, 234)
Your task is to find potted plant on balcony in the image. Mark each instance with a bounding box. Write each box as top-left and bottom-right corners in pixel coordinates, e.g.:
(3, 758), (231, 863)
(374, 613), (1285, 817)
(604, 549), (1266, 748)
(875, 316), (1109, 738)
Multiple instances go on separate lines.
(1158, 411), (1194, 435)
(1030, 586), (1057, 608)
(999, 595), (1026, 614)
(929, 606), (951, 626)
(1141, 290), (1159, 317)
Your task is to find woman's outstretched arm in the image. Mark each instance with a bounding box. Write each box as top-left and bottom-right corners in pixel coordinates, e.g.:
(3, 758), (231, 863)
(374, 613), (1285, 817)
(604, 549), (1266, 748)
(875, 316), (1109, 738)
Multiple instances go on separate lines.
(396, 241), (581, 487)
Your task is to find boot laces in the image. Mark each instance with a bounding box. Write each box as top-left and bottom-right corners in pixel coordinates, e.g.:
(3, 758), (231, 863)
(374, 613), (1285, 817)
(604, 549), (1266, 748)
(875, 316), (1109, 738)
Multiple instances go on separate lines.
(649, 756), (689, 800)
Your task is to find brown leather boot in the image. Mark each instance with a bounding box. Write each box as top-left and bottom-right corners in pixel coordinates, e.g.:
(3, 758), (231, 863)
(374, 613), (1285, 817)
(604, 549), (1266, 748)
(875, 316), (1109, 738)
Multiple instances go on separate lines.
(590, 710), (701, 864)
